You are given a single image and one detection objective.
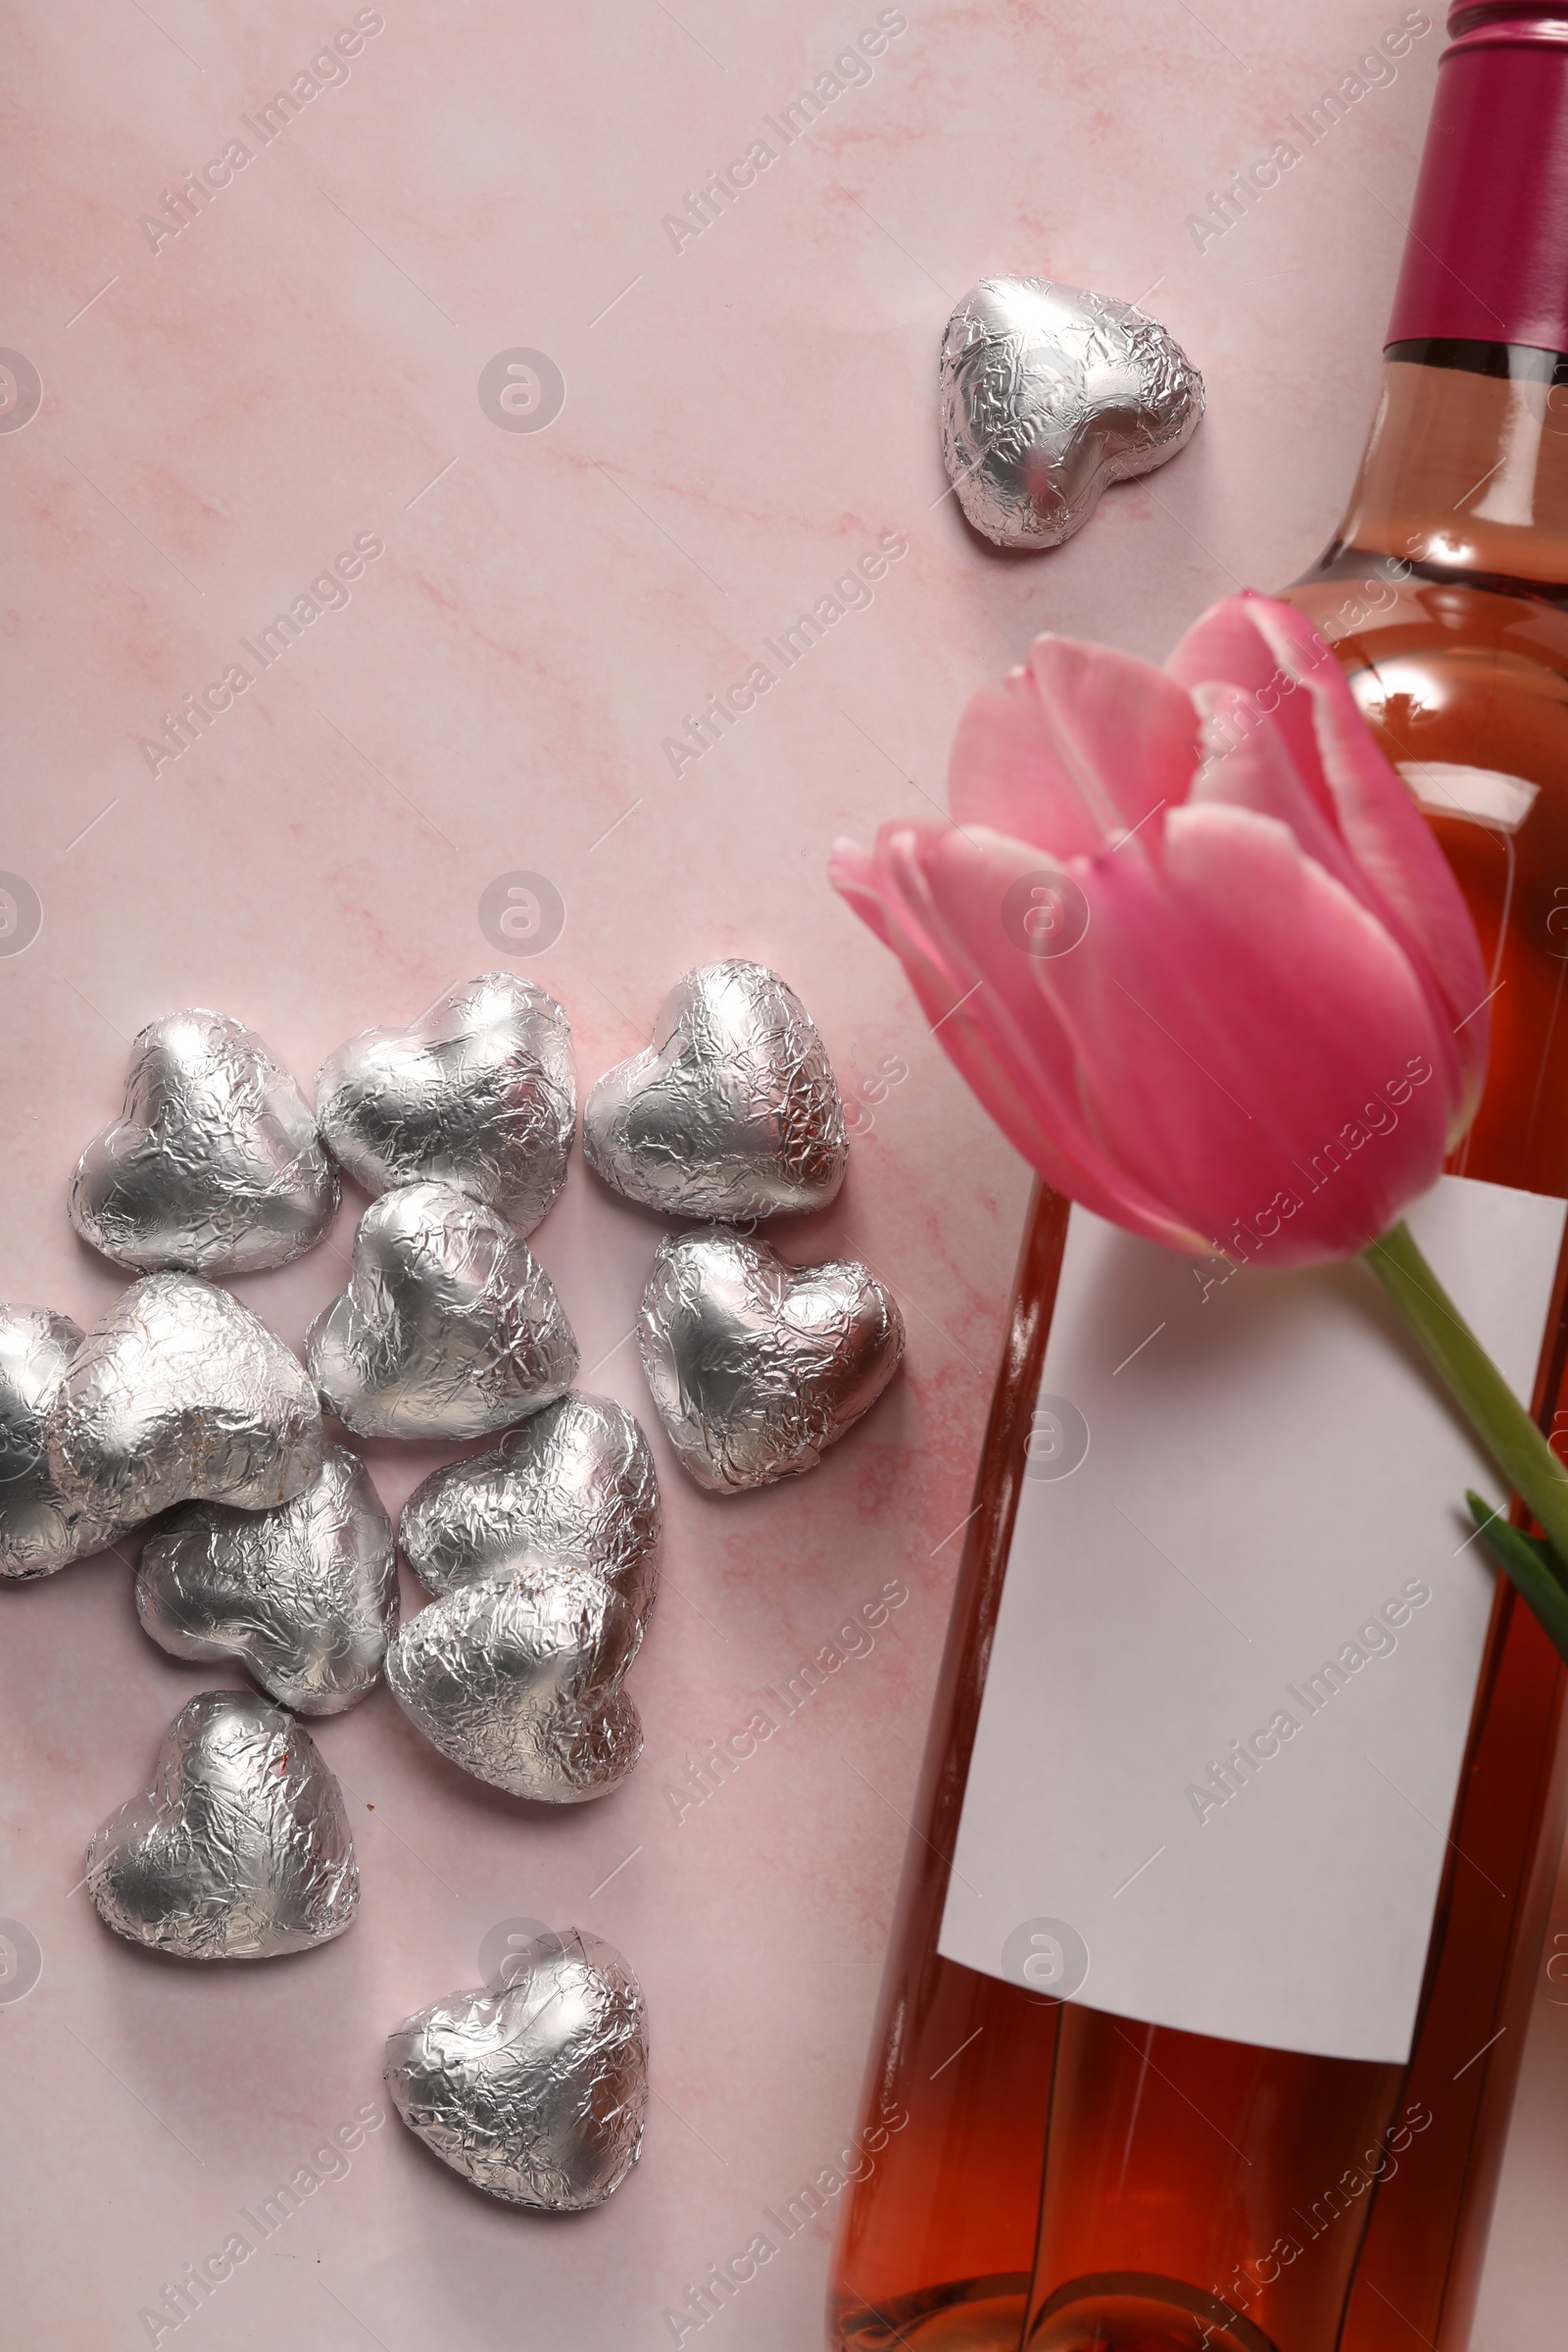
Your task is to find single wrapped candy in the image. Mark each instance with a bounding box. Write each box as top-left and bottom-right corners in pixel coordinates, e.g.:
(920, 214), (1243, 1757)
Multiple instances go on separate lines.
(85, 1690), (359, 1959)
(306, 1181), (578, 1441)
(0, 1306), (126, 1579)
(69, 1008), (338, 1275)
(135, 1445), (398, 1714)
(46, 1273), (321, 1525)
(316, 973), (576, 1235)
(939, 277), (1203, 548)
(637, 1227), (905, 1492)
(385, 1929), (648, 2208)
(385, 1562), (645, 1802)
(582, 961), (848, 1219)
(400, 1391), (660, 1611)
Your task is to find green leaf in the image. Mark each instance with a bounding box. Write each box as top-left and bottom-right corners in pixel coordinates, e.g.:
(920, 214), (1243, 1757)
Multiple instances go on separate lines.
(1465, 1491), (1568, 1666)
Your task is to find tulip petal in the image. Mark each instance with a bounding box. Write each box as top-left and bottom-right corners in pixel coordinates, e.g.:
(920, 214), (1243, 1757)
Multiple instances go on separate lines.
(1032, 802), (1452, 1262)
(1169, 594), (1490, 1121)
(836, 592), (1489, 1279)
(949, 634), (1199, 856)
(828, 839), (898, 954)
(947, 689), (1105, 861)
(830, 824), (1207, 1248)
(1253, 598), (1490, 1101)
(1167, 593), (1336, 825)
(1188, 679), (1473, 1132)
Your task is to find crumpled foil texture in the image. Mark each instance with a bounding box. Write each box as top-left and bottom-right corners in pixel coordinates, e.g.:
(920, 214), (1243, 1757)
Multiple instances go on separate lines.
(86, 1690), (359, 1959)
(385, 1562), (645, 1802)
(69, 1009), (338, 1276)
(637, 1227), (905, 1492)
(940, 276), (1203, 547)
(306, 1181), (578, 1441)
(317, 973), (575, 1236)
(399, 1391), (660, 1616)
(385, 1928), (648, 2208)
(136, 1444), (398, 1714)
(583, 960), (847, 1219)
(46, 1273), (322, 1524)
(0, 1305), (127, 1578)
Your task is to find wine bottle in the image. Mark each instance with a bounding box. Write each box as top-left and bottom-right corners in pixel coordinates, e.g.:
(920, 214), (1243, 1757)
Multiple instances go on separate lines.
(828, 10), (1568, 2349)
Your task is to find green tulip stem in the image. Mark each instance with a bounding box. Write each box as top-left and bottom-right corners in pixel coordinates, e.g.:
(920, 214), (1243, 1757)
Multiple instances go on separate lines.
(1363, 1220), (1568, 1656)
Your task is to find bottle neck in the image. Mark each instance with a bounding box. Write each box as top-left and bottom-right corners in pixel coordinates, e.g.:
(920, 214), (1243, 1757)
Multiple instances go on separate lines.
(1322, 10), (1568, 594)
(1389, 12), (1568, 358)
(1328, 341), (1568, 596)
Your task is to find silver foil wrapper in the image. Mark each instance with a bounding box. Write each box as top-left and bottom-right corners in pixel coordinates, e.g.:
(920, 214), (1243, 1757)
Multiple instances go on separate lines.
(940, 277), (1203, 548)
(0, 1306), (126, 1579)
(136, 1445), (398, 1714)
(385, 1562), (644, 1803)
(46, 1273), (322, 1525)
(306, 1181), (578, 1441)
(385, 1929), (648, 2209)
(637, 1228), (905, 1493)
(400, 1392), (660, 1614)
(316, 973), (576, 1236)
(583, 961), (848, 1220)
(86, 1690), (359, 1960)
(69, 1009), (338, 1276)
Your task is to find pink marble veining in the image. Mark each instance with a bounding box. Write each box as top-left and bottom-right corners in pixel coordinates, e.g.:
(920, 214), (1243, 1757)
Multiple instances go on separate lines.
(1, 1), (1562, 2344)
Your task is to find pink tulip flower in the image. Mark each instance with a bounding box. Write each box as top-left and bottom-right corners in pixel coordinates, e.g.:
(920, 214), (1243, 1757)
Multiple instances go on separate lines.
(831, 593), (1490, 1267)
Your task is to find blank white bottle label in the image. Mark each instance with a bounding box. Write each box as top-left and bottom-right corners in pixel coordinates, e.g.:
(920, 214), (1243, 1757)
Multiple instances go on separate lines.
(939, 1175), (1566, 2063)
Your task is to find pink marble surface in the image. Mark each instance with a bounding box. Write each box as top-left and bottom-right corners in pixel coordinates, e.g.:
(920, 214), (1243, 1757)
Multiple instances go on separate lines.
(2, 0), (1563, 2344)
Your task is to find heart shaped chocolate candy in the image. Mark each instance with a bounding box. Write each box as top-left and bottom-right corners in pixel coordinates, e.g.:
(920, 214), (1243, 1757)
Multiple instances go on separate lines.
(69, 1009), (338, 1276)
(637, 1227), (904, 1492)
(86, 1690), (359, 1959)
(385, 1928), (647, 2209)
(46, 1273), (322, 1525)
(385, 1562), (644, 1802)
(307, 1182), (578, 1441)
(317, 974), (575, 1234)
(940, 277), (1203, 548)
(582, 960), (848, 1219)
(0, 1306), (127, 1578)
(136, 1445), (398, 1714)
(400, 1392), (660, 1612)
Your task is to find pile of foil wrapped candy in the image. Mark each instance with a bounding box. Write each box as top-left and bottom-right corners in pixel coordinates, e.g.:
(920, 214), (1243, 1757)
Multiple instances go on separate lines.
(2, 961), (903, 2212)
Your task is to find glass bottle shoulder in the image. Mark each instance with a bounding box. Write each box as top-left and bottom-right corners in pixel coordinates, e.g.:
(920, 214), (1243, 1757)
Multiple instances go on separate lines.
(1287, 548), (1568, 746)
(1284, 553), (1568, 1195)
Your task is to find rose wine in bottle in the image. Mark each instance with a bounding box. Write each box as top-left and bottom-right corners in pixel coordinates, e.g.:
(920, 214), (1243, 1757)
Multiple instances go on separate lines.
(828, 10), (1568, 2349)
